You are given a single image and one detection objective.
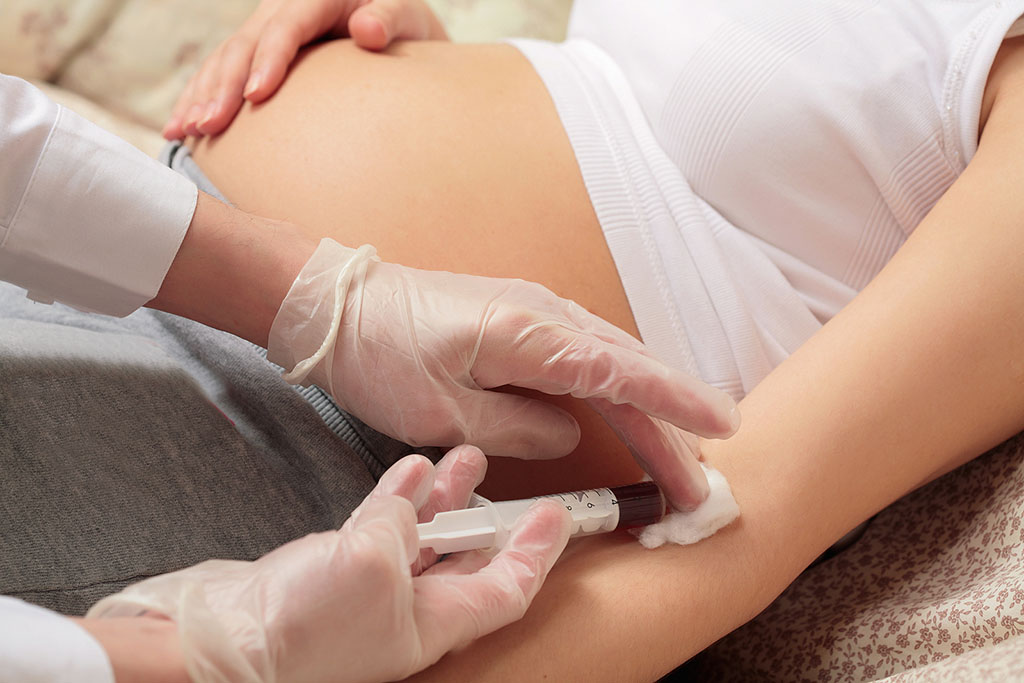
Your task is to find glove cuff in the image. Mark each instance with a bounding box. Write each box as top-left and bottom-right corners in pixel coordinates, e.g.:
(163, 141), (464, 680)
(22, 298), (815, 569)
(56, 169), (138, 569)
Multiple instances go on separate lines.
(86, 561), (268, 683)
(267, 238), (378, 387)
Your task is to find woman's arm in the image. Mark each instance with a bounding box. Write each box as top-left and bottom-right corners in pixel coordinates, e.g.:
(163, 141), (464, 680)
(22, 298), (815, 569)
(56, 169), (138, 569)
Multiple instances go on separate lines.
(406, 44), (1024, 682)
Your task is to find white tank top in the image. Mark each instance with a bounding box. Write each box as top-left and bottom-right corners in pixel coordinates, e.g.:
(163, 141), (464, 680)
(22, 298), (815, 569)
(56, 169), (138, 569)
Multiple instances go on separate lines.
(570, 0), (1024, 324)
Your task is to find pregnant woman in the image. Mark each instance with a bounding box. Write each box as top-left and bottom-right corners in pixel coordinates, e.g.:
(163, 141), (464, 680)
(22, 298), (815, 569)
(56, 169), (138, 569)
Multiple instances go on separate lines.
(169, 0), (1024, 678)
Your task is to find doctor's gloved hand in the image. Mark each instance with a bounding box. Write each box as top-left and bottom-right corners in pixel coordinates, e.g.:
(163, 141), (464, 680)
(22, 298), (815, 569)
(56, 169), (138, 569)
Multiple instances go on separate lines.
(164, 0), (447, 139)
(87, 447), (571, 683)
(268, 239), (740, 510)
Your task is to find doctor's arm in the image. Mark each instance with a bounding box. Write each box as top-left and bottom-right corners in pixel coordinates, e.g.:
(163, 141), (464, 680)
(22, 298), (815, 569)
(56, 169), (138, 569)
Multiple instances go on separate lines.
(1, 71), (735, 509)
(406, 48), (1024, 683)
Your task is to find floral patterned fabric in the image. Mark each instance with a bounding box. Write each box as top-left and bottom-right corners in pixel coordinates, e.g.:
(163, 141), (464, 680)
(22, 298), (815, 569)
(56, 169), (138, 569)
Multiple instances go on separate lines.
(686, 433), (1024, 682)
(56, 0), (260, 130)
(0, 0), (118, 81)
(880, 634), (1024, 682)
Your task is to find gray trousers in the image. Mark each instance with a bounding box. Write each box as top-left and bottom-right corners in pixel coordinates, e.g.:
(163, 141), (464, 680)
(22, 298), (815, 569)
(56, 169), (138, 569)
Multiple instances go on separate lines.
(0, 144), (427, 615)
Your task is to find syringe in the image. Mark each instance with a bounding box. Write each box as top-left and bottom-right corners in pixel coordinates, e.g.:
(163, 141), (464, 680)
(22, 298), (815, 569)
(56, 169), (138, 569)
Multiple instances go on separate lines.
(417, 482), (666, 554)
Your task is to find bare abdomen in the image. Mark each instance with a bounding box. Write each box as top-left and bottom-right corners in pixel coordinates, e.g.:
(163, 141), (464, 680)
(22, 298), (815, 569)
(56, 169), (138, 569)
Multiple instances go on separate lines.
(191, 39), (647, 498)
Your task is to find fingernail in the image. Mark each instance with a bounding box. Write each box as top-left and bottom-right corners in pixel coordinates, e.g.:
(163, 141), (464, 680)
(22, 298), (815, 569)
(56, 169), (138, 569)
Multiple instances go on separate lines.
(378, 454), (434, 506)
(712, 389), (740, 436)
(161, 118), (180, 139)
(376, 18), (390, 45)
(184, 103), (203, 132)
(669, 476), (709, 512)
(558, 414), (582, 455)
(729, 403), (741, 433)
(198, 102), (219, 132)
(451, 445), (487, 487)
(694, 466), (711, 502)
(243, 71), (263, 99)
(198, 101), (216, 129)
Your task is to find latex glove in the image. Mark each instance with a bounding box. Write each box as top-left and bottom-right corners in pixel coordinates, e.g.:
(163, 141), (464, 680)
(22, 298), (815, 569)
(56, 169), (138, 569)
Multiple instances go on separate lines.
(268, 239), (739, 509)
(164, 0), (447, 139)
(87, 447), (570, 683)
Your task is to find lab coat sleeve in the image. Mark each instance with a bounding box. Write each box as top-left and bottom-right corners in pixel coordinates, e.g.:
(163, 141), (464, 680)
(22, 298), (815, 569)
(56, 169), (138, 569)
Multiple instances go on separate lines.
(0, 74), (198, 317)
(0, 596), (114, 683)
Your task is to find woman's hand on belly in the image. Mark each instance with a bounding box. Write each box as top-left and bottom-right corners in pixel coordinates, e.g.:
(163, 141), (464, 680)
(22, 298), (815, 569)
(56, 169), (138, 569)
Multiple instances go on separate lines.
(164, 0), (447, 140)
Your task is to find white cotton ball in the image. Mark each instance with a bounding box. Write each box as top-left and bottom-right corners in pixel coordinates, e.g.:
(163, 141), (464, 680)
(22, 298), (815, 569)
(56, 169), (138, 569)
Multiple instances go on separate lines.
(634, 464), (739, 549)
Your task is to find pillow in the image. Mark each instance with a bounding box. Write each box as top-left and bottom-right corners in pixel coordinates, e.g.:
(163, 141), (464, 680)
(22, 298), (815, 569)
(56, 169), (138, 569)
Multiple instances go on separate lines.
(0, 0), (118, 81)
(430, 0), (572, 44)
(57, 0), (258, 129)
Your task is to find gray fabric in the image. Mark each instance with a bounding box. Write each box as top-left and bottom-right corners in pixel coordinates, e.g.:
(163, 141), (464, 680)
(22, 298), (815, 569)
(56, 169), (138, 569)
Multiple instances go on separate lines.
(0, 286), (395, 615)
(0, 143), (442, 616)
(159, 141), (228, 202)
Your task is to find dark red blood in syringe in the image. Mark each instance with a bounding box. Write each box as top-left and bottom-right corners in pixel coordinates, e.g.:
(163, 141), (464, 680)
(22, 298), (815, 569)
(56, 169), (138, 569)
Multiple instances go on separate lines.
(610, 482), (666, 528)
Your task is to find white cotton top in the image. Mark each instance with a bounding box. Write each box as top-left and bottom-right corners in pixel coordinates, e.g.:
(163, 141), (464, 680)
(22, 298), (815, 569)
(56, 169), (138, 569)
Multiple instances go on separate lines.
(512, 0), (1024, 398)
(0, 74), (197, 317)
(0, 597), (114, 683)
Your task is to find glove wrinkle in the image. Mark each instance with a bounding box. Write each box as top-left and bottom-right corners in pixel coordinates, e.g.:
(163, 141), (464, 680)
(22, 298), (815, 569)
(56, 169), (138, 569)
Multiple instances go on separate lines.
(268, 237), (734, 500)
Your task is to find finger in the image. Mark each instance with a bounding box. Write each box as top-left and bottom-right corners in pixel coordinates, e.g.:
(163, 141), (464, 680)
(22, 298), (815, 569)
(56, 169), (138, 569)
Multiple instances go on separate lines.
(561, 297), (656, 355)
(414, 500), (571, 654)
(477, 325), (739, 439)
(345, 454), (433, 533)
(375, 453), (435, 507)
(345, 494), (421, 580)
(413, 445), (487, 571)
(181, 48), (224, 137)
(420, 548), (493, 577)
(587, 398), (708, 510)
(162, 101), (187, 140)
(348, 0), (436, 51)
(195, 35), (258, 136)
(417, 445), (487, 523)
(245, 7), (327, 103)
(453, 390), (581, 459)
(163, 74), (201, 140)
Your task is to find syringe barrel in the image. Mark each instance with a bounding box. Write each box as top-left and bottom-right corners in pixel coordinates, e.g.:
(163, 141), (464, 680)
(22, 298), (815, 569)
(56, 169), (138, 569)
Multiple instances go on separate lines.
(417, 482), (667, 553)
(608, 482), (666, 528)
(492, 482), (665, 541)
(492, 489), (617, 541)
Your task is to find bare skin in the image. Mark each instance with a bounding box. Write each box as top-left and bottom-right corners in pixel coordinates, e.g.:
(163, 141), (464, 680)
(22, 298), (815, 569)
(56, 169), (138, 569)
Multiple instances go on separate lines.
(188, 36), (1024, 680)
(190, 40), (646, 500)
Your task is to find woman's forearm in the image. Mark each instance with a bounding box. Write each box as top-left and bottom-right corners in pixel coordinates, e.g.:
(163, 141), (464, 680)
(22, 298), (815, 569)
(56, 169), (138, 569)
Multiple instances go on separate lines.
(410, 82), (1024, 682)
(407, 450), (810, 681)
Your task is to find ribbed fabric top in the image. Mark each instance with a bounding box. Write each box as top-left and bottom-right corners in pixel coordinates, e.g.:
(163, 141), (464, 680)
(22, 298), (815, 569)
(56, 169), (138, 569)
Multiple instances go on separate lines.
(515, 1), (1024, 397)
(570, 0), (1024, 315)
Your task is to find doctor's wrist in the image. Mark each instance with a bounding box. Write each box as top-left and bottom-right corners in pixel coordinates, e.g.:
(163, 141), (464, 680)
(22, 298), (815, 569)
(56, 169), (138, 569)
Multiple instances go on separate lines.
(73, 615), (190, 683)
(148, 191), (317, 347)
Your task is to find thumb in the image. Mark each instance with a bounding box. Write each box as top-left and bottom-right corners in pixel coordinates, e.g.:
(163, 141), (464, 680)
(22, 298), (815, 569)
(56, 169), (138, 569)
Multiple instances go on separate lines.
(349, 0), (438, 50)
(415, 499), (572, 655)
(345, 494), (421, 574)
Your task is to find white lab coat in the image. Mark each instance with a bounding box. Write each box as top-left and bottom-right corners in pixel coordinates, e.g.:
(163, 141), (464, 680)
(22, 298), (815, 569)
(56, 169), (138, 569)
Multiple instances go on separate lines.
(0, 73), (198, 682)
